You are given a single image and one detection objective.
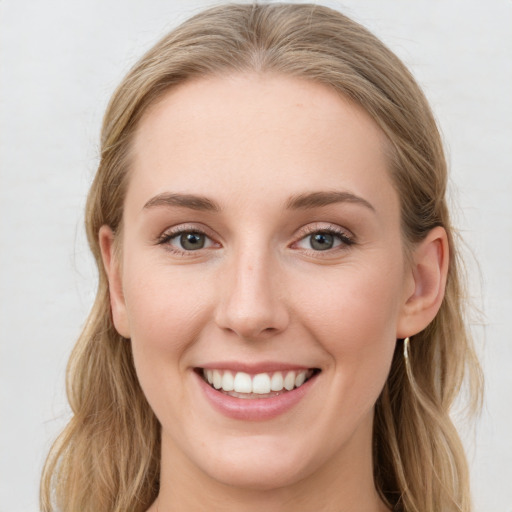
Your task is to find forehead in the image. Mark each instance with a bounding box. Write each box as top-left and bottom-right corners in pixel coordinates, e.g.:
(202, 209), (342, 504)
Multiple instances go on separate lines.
(127, 73), (397, 218)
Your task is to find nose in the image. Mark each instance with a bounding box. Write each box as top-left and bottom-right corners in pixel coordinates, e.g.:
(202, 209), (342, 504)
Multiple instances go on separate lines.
(214, 249), (290, 340)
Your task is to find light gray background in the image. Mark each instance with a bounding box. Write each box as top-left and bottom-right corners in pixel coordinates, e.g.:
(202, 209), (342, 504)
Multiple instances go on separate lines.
(1, 1), (511, 511)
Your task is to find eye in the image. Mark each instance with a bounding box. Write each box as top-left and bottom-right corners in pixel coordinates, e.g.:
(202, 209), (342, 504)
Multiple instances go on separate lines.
(158, 229), (217, 253)
(294, 228), (354, 252)
(176, 232), (207, 250)
(308, 232), (337, 251)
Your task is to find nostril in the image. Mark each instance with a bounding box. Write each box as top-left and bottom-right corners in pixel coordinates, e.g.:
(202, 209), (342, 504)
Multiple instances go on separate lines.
(217, 315), (286, 341)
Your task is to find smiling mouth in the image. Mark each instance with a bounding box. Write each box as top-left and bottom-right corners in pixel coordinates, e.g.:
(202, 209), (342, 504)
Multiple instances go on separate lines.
(197, 368), (321, 399)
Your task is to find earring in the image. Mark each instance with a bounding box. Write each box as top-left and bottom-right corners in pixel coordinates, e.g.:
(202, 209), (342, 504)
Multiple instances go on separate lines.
(403, 337), (410, 361)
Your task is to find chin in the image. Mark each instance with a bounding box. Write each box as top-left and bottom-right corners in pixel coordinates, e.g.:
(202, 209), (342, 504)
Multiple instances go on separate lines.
(207, 460), (308, 492)
(193, 436), (320, 491)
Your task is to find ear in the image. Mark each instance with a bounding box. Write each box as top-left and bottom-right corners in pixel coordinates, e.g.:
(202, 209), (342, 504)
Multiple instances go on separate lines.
(396, 226), (449, 338)
(99, 225), (131, 338)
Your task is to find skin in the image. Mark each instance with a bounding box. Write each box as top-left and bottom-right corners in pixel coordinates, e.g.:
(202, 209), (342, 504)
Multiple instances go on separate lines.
(100, 74), (448, 511)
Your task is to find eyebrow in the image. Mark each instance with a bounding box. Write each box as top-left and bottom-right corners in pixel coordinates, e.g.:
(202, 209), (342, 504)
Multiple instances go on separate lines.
(285, 191), (376, 212)
(143, 193), (221, 212)
(142, 190), (375, 214)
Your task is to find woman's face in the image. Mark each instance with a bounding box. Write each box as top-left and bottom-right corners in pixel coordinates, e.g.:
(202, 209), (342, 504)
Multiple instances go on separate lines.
(105, 74), (415, 491)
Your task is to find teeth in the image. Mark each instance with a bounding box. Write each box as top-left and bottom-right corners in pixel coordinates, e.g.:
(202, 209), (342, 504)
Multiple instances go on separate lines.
(213, 370), (222, 389)
(221, 370), (234, 391)
(295, 371), (306, 387)
(202, 369), (312, 395)
(270, 372), (284, 391)
(252, 373), (271, 394)
(284, 371), (295, 391)
(233, 372), (252, 393)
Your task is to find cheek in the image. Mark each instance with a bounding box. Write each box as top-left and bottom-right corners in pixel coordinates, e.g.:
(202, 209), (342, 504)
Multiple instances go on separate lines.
(120, 260), (214, 402)
(292, 261), (403, 396)
(122, 257), (209, 344)
(295, 259), (403, 336)
(120, 266), (219, 435)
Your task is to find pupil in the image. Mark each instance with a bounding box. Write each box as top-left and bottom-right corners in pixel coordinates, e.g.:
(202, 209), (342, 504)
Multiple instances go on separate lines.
(311, 232), (333, 251)
(180, 232), (205, 250)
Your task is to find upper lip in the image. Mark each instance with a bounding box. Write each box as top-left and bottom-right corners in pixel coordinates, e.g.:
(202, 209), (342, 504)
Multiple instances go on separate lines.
(196, 361), (319, 374)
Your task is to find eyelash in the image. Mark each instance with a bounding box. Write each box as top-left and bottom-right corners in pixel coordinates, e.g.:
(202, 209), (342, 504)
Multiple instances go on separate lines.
(156, 225), (218, 256)
(293, 224), (355, 253)
(156, 224), (355, 256)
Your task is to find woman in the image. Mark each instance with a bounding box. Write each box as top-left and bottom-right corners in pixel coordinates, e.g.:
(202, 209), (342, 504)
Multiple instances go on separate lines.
(40, 3), (482, 511)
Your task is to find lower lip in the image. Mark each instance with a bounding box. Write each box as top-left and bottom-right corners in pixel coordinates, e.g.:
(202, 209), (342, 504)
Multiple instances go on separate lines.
(195, 371), (318, 421)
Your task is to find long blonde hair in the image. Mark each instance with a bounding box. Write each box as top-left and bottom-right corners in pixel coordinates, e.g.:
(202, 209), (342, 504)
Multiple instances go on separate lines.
(41, 4), (483, 511)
